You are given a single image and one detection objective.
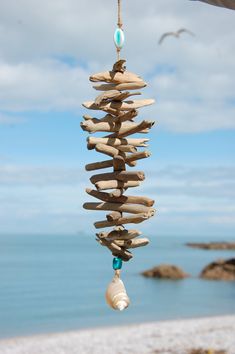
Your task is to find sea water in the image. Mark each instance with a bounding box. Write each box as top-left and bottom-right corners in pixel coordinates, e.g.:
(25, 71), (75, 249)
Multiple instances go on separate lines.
(0, 233), (234, 339)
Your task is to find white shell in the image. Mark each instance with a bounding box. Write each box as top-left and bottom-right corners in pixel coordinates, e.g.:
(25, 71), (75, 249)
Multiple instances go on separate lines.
(105, 272), (130, 311)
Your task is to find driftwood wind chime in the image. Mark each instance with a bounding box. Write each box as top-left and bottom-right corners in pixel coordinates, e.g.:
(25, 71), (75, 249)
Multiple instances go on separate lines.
(81, 0), (156, 311)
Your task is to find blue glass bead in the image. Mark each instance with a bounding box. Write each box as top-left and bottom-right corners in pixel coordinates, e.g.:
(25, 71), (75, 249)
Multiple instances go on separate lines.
(113, 257), (123, 270)
(114, 28), (125, 49)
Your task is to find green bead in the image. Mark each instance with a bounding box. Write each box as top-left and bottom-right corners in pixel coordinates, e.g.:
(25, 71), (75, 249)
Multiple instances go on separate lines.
(114, 28), (125, 49)
(113, 257), (123, 270)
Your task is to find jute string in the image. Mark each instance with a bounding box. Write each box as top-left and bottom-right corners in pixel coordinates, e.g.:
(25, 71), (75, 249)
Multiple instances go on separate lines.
(117, 0), (122, 61)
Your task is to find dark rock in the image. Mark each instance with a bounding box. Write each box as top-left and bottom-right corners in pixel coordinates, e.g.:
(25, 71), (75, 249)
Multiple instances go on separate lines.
(141, 264), (188, 279)
(200, 258), (235, 281)
(186, 242), (235, 250)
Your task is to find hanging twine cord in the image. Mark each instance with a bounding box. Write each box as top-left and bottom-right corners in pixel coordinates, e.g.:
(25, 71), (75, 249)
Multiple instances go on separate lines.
(117, 0), (122, 28)
(116, 0), (122, 60)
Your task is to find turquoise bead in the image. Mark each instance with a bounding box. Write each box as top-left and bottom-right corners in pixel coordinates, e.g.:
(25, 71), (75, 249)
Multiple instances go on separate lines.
(114, 28), (125, 49)
(113, 257), (123, 270)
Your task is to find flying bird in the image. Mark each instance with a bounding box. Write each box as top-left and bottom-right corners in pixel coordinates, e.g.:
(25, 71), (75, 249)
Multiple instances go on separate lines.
(158, 28), (195, 45)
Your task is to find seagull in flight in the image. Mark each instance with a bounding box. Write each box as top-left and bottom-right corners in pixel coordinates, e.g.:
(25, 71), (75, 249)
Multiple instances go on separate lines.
(158, 28), (195, 45)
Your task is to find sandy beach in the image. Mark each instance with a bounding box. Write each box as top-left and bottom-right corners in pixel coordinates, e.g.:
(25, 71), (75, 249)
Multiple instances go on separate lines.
(0, 315), (234, 354)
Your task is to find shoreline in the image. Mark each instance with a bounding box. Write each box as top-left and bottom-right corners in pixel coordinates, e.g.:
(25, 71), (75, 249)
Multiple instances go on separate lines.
(0, 315), (234, 354)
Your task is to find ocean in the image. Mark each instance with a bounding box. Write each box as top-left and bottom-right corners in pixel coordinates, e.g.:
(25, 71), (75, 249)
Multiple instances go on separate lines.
(0, 233), (234, 339)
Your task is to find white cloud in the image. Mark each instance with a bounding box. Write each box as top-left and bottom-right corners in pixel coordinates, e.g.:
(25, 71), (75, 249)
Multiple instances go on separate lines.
(0, 0), (234, 131)
(0, 112), (25, 124)
(0, 60), (94, 111)
(0, 165), (86, 185)
(208, 216), (235, 224)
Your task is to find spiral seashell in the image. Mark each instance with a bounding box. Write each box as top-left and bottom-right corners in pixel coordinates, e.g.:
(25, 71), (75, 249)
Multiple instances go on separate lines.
(105, 271), (130, 311)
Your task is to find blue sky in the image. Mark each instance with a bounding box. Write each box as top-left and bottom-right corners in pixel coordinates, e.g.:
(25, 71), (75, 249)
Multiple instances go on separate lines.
(0, 0), (234, 236)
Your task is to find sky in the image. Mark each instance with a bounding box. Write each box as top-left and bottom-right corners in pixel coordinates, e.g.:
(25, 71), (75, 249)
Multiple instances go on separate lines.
(0, 0), (234, 237)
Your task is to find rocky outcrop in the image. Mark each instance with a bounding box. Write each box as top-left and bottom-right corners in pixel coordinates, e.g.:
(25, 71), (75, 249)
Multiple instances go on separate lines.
(186, 242), (235, 250)
(141, 264), (188, 279)
(200, 258), (235, 281)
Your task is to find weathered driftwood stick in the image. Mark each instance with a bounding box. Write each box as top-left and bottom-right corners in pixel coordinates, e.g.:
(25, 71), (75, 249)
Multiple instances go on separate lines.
(97, 238), (133, 261)
(87, 137), (149, 148)
(112, 59), (126, 73)
(125, 150), (151, 163)
(117, 145), (137, 153)
(89, 70), (144, 84)
(85, 158), (136, 171)
(83, 114), (93, 120)
(114, 91), (141, 101)
(93, 82), (147, 91)
(117, 109), (138, 123)
(85, 160), (113, 171)
(83, 99), (155, 112)
(94, 211), (155, 229)
(81, 119), (150, 135)
(95, 90), (141, 106)
(113, 156), (126, 171)
(83, 202), (155, 214)
(110, 189), (125, 198)
(95, 180), (140, 191)
(85, 114), (115, 123)
(97, 229), (142, 240)
(114, 225), (125, 232)
(98, 238), (122, 252)
(95, 143), (119, 157)
(106, 211), (122, 222)
(95, 90), (121, 105)
(114, 238), (149, 249)
(90, 171), (145, 184)
(86, 189), (154, 207)
(108, 120), (154, 138)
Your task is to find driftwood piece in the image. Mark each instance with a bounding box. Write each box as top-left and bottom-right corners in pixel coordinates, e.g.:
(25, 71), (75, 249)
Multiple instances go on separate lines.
(95, 90), (121, 105)
(81, 119), (151, 135)
(95, 180), (140, 191)
(90, 171), (145, 184)
(93, 82), (147, 91)
(113, 156), (126, 171)
(108, 120), (154, 138)
(86, 189), (154, 207)
(125, 151), (151, 163)
(114, 238), (149, 249)
(83, 99), (155, 112)
(95, 143), (119, 157)
(95, 90), (141, 106)
(83, 114), (116, 123)
(89, 70), (144, 84)
(97, 229), (142, 240)
(85, 158), (136, 171)
(85, 151), (150, 171)
(117, 145), (137, 153)
(83, 114), (93, 120)
(106, 211), (122, 222)
(114, 91), (141, 101)
(110, 189), (125, 198)
(83, 202), (155, 215)
(97, 238), (133, 261)
(94, 211), (155, 229)
(87, 137), (149, 148)
(117, 109), (138, 123)
(85, 160), (114, 171)
(112, 59), (126, 73)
